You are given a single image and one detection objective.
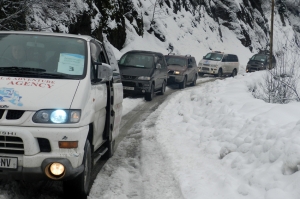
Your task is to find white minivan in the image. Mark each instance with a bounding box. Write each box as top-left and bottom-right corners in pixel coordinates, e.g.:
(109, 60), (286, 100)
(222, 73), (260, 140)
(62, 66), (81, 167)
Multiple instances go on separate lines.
(198, 51), (239, 77)
(0, 31), (123, 198)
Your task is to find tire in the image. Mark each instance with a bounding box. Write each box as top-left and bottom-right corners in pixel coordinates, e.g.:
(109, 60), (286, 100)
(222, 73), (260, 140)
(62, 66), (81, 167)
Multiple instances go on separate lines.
(63, 140), (92, 199)
(215, 69), (222, 77)
(191, 74), (197, 86)
(145, 84), (154, 101)
(179, 76), (186, 89)
(231, 69), (237, 77)
(158, 81), (166, 95)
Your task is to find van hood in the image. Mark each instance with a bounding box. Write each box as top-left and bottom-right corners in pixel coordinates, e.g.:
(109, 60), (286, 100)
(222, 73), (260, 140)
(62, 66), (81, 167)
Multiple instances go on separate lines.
(167, 65), (186, 72)
(0, 77), (79, 110)
(119, 66), (153, 77)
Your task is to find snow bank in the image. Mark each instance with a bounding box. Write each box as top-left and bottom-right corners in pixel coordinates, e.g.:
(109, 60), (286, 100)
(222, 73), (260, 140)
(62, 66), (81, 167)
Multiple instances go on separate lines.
(155, 71), (300, 198)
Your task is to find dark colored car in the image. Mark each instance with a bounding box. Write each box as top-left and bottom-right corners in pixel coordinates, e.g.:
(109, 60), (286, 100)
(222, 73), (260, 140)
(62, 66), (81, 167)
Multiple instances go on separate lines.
(118, 50), (168, 101)
(246, 50), (276, 72)
(165, 54), (198, 89)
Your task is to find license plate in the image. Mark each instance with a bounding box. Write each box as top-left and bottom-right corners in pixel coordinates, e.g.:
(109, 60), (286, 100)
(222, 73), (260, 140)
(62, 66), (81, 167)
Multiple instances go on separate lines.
(123, 86), (134, 90)
(0, 156), (18, 169)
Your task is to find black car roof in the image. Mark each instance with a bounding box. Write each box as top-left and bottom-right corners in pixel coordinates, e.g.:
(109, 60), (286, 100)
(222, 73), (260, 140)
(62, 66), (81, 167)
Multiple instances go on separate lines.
(125, 50), (163, 56)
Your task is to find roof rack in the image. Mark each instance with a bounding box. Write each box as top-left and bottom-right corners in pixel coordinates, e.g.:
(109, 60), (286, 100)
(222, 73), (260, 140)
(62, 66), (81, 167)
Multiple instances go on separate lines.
(168, 52), (175, 55)
(185, 54), (191, 57)
(212, 51), (223, 53)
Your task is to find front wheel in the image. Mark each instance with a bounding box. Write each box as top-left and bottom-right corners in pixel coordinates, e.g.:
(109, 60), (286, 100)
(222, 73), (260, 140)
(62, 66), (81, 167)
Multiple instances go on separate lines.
(179, 77), (186, 89)
(214, 69), (222, 77)
(190, 74), (197, 86)
(158, 81), (166, 95)
(63, 140), (92, 199)
(145, 84), (154, 101)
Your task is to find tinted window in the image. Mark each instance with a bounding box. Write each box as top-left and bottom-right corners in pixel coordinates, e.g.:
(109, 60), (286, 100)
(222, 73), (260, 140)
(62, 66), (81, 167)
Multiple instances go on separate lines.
(119, 53), (154, 68)
(165, 56), (187, 67)
(203, 53), (223, 61)
(251, 54), (267, 62)
(157, 55), (166, 68)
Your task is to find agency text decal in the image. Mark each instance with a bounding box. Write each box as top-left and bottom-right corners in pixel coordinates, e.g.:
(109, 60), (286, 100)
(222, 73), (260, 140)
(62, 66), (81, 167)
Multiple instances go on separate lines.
(0, 77), (55, 89)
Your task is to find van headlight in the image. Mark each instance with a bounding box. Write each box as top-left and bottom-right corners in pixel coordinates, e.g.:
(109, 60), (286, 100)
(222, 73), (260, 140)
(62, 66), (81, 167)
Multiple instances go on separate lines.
(33, 109), (81, 123)
(138, 76), (151, 80)
(174, 71), (181, 75)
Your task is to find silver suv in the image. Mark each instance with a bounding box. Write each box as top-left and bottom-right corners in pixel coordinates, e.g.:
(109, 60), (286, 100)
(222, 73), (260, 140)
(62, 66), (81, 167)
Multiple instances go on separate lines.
(198, 51), (239, 77)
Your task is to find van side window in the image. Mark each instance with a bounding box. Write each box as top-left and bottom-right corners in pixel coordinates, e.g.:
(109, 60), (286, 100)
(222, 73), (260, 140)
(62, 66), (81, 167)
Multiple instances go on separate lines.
(222, 55), (228, 62)
(157, 55), (166, 68)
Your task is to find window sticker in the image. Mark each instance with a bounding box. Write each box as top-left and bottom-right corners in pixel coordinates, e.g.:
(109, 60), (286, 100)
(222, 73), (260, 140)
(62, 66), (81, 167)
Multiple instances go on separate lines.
(57, 53), (84, 75)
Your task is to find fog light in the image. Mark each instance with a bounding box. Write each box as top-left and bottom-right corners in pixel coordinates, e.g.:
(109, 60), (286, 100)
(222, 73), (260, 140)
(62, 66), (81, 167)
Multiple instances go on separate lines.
(142, 90), (145, 93)
(50, 163), (65, 176)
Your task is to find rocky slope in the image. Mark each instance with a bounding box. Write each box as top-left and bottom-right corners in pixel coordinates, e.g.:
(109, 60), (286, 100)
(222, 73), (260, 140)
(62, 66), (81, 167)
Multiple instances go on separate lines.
(2, 0), (299, 54)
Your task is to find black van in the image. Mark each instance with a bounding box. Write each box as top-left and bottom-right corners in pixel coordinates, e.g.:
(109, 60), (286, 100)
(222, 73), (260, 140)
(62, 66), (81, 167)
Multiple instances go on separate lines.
(246, 50), (276, 72)
(118, 50), (168, 101)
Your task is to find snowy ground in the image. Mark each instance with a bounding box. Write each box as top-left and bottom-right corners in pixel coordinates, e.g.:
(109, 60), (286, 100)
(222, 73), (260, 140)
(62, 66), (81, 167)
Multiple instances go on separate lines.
(89, 71), (300, 199)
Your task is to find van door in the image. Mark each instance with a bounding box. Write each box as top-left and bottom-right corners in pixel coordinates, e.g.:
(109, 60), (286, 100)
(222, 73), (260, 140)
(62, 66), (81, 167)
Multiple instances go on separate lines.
(221, 54), (229, 73)
(90, 41), (108, 150)
(101, 42), (123, 141)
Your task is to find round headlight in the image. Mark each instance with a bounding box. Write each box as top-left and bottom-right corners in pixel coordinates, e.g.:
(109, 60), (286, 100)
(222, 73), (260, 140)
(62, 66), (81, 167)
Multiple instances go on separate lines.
(50, 110), (67, 123)
(50, 163), (65, 176)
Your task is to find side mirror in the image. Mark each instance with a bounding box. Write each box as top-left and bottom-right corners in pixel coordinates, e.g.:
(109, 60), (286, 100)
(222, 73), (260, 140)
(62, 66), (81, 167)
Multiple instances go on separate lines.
(156, 63), (161, 69)
(188, 64), (193, 68)
(97, 63), (113, 82)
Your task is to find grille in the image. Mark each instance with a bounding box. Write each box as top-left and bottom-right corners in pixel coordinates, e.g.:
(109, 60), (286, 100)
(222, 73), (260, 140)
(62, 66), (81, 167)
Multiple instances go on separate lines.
(202, 67), (209, 71)
(122, 82), (136, 87)
(0, 110), (4, 119)
(0, 136), (24, 154)
(37, 138), (51, 152)
(122, 75), (137, 80)
(6, 110), (24, 120)
(203, 64), (210, 66)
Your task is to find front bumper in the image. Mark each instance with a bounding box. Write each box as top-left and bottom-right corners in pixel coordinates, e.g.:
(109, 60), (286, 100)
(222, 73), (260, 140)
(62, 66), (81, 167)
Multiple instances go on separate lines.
(167, 75), (184, 83)
(198, 66), (217, 74)
(246, 66), (265, 72)
(122, 80), (152, 94)
(0, 125), (89, 181)
(0, 158), (84, 181)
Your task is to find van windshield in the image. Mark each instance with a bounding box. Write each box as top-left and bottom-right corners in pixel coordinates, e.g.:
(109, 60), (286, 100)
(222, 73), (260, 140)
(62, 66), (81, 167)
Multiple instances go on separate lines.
(165, 56), (186, 67)
(0, 34), (87, 79)
(250, 54), (267, 62)
(119, 53), (154, 68)
(203, 53), (223, 61)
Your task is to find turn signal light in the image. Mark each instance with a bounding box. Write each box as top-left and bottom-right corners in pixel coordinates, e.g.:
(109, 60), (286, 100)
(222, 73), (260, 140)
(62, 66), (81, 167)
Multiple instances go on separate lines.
(59, 141), (78, 148)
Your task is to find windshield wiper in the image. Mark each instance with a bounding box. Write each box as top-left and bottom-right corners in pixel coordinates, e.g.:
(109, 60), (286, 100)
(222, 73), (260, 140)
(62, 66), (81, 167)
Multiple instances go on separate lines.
(168, 63), (182, 66)
(38, 72), (76, 79)
(0, 67), (46, 73)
